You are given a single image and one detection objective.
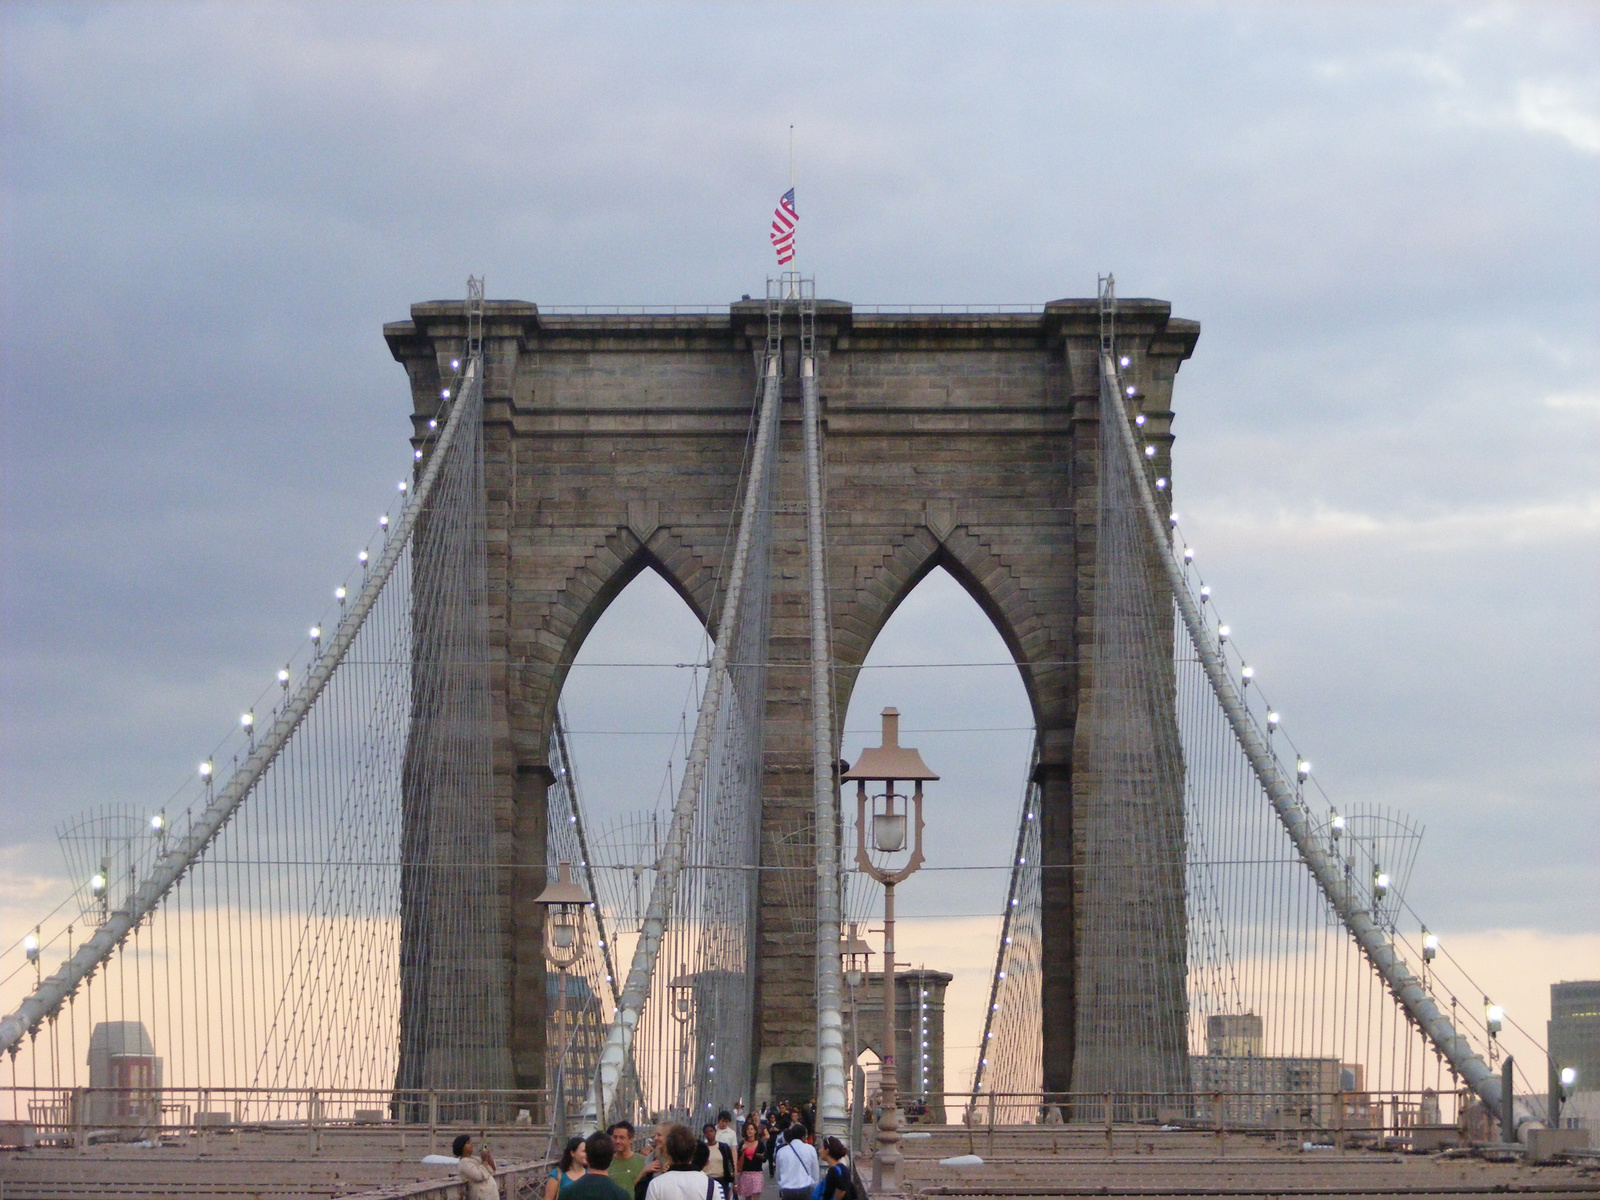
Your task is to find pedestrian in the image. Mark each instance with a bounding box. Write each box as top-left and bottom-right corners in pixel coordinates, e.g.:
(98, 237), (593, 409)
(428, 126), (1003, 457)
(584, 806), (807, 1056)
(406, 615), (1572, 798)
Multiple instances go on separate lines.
(702, 1124), (734, 1195)
(645, 1124), (724, 1200)
(735, 1119), (766, 1198)
(715, 1111), (738, 1155)
(544, 1135), (589, 1200)
(565, 1131), (632, 1200)
(453, 1133), (501, 1200)
(608, 1121), (647, 1197)
(632, 1126), (670, 1200)
(772, 1121), (819, 1200)
(817, 1137), (857, 1200)
(764, 1115), (788, 1177)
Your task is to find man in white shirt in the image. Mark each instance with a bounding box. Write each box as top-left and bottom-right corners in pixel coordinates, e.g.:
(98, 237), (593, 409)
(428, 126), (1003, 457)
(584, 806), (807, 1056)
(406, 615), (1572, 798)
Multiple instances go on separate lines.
(714, 1111), (738, 1153)
(772, 1124), (819, 1200)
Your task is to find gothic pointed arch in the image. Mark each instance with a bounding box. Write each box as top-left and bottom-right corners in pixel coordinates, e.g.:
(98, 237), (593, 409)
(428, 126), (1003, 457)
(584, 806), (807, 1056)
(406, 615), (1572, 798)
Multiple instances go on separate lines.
(510, 523), (724, 750)
(831, 522), (1075, 735)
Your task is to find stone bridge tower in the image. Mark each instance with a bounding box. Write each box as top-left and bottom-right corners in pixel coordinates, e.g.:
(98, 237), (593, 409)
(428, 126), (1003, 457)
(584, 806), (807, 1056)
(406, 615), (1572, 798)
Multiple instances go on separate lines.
(385, 296), (1199, 1103)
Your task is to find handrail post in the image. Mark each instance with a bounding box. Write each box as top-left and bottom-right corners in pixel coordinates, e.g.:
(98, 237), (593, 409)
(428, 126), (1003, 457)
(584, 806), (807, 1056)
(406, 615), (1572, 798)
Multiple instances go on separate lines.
(428, 1089), (437, 1155)
(1105, 1091), (1113, 1159)
(987, 1088), (996, 1158)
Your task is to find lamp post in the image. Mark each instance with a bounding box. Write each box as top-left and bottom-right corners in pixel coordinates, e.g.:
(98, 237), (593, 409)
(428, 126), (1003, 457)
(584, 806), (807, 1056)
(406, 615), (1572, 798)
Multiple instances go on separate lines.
(843, 707), (938, 1194)
(535, 859), (591, 1141)
(841, 923), (873, 1153)
(670, 965), (694, 1120)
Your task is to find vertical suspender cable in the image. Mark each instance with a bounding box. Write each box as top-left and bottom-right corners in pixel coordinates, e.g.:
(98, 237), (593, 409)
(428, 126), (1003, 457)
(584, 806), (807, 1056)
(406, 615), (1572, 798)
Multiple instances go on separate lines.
(802, 349), (846, 1136)
(590, 354), (782, 1124)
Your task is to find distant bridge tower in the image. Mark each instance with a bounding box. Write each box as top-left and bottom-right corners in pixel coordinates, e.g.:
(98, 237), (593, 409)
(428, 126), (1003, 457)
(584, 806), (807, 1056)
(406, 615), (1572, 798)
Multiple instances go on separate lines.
(384, 296), (1200, 1100)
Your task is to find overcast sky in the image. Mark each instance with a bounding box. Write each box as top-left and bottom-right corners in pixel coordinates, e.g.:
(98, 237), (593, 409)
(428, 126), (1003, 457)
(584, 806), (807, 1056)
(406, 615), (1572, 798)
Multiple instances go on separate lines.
(3, 2), (1597, 1068)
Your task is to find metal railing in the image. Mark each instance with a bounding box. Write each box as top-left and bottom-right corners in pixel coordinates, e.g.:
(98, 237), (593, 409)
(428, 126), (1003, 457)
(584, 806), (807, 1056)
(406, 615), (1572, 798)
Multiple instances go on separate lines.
(534, 303), (1050, 316)
(848, 1087), (1490, 1159)
(2, 1085), (554, 1152)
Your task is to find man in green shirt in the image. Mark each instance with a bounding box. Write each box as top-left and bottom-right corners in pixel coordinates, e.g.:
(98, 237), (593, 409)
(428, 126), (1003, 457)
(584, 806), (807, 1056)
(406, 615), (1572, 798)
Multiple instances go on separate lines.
(567, 1132), (632, 1200)
(607, 1121), (647, 1197)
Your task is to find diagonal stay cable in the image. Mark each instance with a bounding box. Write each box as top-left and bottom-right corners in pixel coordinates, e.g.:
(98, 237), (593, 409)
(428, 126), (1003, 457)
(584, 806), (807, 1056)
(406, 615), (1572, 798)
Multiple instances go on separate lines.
(0, 357), (484, 1055)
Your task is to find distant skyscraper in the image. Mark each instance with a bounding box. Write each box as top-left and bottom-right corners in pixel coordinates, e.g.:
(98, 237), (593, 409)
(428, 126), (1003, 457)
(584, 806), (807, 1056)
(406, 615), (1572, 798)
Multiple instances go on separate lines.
(1549, 980), (1600, 1096)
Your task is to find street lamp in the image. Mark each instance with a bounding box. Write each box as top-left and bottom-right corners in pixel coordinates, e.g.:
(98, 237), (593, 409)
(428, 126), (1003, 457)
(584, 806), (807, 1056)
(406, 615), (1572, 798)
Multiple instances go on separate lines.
(534, 860), (591, 1139)
(843, 707), (938, 1194)
(840, 923), (873, 1152)
(1551, 1064), (1578, 1128)
(670, 965), (695, 1119)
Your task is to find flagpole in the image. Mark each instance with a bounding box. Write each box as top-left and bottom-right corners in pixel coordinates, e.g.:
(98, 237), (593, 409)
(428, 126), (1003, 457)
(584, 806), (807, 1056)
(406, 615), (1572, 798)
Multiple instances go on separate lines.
(788, 125), (797, 293)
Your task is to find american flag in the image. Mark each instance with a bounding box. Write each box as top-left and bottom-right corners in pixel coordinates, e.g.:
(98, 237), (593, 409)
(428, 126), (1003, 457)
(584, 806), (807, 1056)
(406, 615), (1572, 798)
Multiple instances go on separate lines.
(770, 188), (797, 265)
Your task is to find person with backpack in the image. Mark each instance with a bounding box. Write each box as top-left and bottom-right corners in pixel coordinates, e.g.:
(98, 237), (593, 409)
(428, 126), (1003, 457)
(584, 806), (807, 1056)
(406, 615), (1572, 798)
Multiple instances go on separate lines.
(644, 1124), (725, 1200)
(818, 1137), (858, 1200)
(772, 1122), (819, 1200)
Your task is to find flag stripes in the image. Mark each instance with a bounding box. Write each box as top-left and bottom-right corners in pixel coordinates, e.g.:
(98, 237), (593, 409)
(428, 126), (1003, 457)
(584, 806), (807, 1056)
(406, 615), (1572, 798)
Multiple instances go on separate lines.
(770, 188), (797, 265)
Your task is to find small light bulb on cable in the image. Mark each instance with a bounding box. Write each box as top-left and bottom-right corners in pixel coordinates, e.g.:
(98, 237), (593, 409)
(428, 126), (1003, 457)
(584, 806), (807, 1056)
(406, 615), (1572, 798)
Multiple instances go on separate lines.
(358, 549), (369, 565)
(441, 388), (450, 400)
(1119, 355), (1130, 368)
(450, 359), (460, 370)
(309, 626), (321, 643)
(334, 586), (346, 602)
(414, 449), (423, 461)
(1145, 444), (1157, 458)
(1126, 385), (1136, 397)
(90, 873), (107, 898)
(1485, 1002), (1503, 1035)
(1135, 413), (1147, 426)
(1330, 810), (1344, 836)
(150, 812), (164, 833)
(397, 481), (407, 494)
(1183, 547), (1194, 563)
(23, 932), (39, 962)
(428, 418), (437, 430)
(379, 514), (389, 529)
(1241, 665), (1254, 686)
(278, 667), (290, 686)
(1267, 710), (1279, 730)
(240, 711), (253, 731)
(1373, 870), (1390, 898)
(1156, 477), (1167, 489)
(1297, 759), (1311, 780)
(200, 761), (213, 781)
(1218, 624), (1230, 642)
(1422, 930), (1438, 962)
(1200, 585), (1211, 601)
(1170, 513), (1180, 525)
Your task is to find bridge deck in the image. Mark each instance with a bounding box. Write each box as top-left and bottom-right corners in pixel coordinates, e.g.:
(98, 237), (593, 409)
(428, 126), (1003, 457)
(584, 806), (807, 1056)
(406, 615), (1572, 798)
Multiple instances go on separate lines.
(0, 1128), (552, 1198)
(893, 1127), (1599, 1198)
(3, 1126), (1596, 1199)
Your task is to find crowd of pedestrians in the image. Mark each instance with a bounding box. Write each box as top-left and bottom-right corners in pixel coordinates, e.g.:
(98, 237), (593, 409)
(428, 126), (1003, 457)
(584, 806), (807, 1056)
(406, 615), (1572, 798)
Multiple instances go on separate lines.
(458, 1098), (863, 1200)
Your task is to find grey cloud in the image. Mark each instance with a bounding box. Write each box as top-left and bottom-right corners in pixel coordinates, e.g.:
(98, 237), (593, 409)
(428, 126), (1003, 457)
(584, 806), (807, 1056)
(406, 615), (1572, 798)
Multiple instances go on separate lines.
(2, 2), (1595, 941)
